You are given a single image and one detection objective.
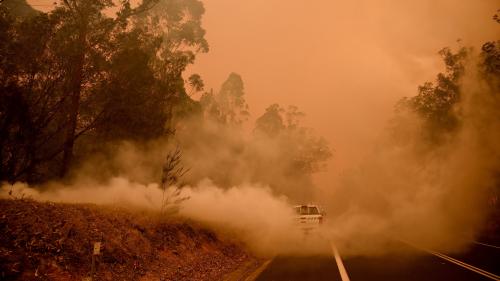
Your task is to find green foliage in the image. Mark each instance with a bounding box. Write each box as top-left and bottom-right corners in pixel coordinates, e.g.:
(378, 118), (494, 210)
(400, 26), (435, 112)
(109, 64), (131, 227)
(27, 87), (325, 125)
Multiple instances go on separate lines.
(254, 104), (332, 174)
(394, 37), (499, 150)
(254, 104), (285, 137)
(175, 72), (332, 200)
(187, 74), (204, 95)
(0, 0), (208, 183)
(0, 8), (70, 182)
(480, 41), (500, 85)
(396, 47), (468, 143)
(200, 73), (250, 125)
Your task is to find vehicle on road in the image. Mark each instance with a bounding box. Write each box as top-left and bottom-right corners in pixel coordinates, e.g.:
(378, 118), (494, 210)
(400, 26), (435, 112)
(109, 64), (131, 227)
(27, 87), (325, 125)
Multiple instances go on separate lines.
(294, 204), (324, 232)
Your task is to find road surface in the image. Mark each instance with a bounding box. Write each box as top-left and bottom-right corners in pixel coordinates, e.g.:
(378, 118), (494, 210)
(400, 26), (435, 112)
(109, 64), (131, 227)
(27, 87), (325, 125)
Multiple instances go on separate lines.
(254, 236), (500, 281)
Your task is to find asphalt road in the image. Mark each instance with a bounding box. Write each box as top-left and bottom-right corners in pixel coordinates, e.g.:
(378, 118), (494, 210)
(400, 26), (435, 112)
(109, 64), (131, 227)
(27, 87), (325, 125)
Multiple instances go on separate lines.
(254, 237), (500, 281)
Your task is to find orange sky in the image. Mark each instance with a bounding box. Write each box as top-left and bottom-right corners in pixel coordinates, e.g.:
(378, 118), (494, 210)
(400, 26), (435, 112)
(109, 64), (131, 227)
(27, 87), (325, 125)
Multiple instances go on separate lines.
(185, 0), (499, 186)
(28, 0), (499, 186)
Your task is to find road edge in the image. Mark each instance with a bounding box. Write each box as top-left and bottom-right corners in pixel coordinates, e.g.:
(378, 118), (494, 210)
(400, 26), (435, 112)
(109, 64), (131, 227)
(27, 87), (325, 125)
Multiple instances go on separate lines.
(243, 259), (273, 281)
(222, 258), (272, 281)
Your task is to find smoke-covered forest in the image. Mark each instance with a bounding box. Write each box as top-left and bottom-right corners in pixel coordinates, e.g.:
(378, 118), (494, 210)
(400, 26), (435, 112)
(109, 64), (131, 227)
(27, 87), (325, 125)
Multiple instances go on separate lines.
(0, 1), (499, 280)
(0, 0), (332, 200)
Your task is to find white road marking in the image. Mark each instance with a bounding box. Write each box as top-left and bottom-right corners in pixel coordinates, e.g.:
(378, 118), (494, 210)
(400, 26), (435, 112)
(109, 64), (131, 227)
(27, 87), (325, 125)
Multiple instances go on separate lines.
(331, 242), (351, 281)
(427, 250), (500, 280)
(398, 238), (500, 280)
(473, 241), (500, 250)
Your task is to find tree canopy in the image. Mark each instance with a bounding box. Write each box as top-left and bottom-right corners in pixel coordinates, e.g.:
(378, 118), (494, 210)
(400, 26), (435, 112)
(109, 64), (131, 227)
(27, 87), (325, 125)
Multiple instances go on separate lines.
(0, 0), (208, 183)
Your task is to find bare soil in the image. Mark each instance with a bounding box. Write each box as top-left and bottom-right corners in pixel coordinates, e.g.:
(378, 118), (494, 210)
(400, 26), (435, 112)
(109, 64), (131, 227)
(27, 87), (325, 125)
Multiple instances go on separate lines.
(0, 199), (253, 281)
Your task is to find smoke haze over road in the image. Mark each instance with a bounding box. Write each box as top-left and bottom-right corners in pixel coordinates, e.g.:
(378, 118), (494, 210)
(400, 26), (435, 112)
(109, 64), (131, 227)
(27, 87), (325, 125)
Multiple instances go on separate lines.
(11, 0), (500, 258)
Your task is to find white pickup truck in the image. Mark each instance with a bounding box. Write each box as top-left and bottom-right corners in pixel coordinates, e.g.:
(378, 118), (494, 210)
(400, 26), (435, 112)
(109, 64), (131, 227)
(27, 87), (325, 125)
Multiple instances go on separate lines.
(294, 204), (324, 232)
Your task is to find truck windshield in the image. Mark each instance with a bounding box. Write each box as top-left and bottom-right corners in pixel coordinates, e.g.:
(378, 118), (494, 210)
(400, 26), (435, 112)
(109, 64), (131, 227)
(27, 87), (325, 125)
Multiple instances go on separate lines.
(308, 207), (319, 215)
(295, 206), (320, 215)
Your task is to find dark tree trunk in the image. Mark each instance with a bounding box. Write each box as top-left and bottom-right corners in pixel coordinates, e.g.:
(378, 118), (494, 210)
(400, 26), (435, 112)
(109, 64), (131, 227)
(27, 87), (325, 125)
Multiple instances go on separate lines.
(60, 25), (86, 178)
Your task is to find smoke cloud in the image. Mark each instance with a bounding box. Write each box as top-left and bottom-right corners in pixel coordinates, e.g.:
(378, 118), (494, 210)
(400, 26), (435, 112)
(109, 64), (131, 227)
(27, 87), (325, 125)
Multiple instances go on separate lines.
(324, 53), (500, 256)
(1, 178), (325, 256)
(2, 51), (498, 257)
(6, 0), (499, 258)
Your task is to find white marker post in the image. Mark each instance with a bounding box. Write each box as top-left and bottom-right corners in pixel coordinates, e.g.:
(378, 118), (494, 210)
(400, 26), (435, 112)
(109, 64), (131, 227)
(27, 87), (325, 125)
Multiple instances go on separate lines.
(90, 242), (101, 281)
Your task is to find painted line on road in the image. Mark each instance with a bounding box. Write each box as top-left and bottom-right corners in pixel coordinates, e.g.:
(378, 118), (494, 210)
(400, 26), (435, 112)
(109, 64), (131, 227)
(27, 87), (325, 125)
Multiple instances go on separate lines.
(330, 242), (351, 281)
(398, 238), (500, 280)
(244, 259), (273, 281)
(427, 250), (500, 280)
(473, 241), (500, 250)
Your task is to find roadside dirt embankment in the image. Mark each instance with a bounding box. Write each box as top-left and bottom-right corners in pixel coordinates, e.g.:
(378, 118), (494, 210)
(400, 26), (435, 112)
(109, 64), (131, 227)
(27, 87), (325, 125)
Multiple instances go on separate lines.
(0, 199), (254, 281)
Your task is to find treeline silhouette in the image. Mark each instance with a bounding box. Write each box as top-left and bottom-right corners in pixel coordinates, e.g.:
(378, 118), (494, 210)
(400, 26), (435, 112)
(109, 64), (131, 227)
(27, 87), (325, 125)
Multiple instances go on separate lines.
(0, 0), (208, 183)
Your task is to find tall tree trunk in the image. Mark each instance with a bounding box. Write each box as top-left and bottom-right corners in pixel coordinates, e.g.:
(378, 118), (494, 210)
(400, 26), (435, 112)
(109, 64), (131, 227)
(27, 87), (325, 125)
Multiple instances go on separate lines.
(60, 25), (86, 177)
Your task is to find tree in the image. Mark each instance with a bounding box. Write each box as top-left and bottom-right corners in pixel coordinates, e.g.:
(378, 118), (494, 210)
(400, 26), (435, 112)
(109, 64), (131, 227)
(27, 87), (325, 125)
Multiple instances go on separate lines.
(56, 0), (111, 176)
(480, 41), (500, 83)
(54, 0), (169, 176)
(0, 8), (71, 182)
(187, 74), (204, 95)
(0, 0), (209, 182)
(254, 104), (285, 137)
(395, 36), (499, 148)
(200, 72), (249, 125)
(254, 104), (332, 175)
(395, 47), (468, 144)
(129, 0), (209, 138)
(160, 146), (189, 213)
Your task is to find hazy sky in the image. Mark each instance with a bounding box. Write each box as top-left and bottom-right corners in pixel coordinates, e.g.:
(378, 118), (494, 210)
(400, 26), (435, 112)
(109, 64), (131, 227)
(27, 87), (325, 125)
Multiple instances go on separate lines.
(27, 0), (499, 185)
(186, 0), (499, 185)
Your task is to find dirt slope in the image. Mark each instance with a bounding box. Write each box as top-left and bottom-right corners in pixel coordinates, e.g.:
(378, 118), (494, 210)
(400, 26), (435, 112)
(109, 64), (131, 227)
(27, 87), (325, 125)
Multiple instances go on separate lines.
(0, 199), (253, 281)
